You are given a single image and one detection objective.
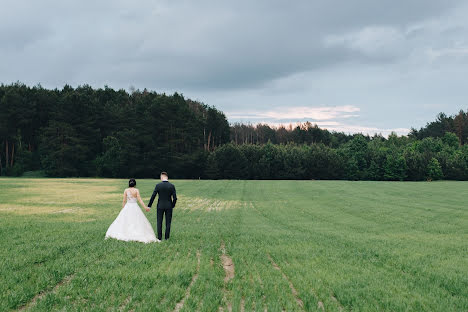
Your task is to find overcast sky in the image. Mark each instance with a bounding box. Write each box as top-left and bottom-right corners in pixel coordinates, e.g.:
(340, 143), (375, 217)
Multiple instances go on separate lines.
(1, 0), (468, 135)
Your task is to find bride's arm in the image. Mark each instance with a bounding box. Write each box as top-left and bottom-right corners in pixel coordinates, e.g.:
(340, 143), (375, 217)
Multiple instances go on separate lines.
(122, 190), (127, 209)
(136, 190), (148, 210)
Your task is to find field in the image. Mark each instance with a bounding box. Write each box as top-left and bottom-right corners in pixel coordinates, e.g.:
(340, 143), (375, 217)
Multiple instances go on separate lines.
(0, 178), (467, 312)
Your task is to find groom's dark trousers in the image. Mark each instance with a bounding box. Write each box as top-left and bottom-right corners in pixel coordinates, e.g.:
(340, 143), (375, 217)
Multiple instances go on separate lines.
(148, 180), (177, 240)
(157, 208), (172, 240)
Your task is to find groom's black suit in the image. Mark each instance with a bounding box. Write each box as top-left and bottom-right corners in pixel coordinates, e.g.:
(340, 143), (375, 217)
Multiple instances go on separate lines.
(148, 180), (177, 240)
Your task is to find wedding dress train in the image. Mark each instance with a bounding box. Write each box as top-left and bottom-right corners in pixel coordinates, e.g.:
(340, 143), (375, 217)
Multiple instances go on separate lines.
(105, 190), (158, 243)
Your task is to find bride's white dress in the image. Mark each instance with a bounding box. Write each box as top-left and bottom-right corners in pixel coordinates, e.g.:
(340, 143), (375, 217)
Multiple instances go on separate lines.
(105, 190), (159, 243)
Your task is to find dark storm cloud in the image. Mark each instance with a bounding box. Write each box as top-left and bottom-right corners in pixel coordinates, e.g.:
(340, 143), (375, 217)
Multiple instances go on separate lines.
(0, 0), (463, 90)
(1, 0), (468, 134)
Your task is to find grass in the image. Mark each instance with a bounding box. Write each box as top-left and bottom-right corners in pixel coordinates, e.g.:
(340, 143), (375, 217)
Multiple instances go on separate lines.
(0, 178), (467, 311)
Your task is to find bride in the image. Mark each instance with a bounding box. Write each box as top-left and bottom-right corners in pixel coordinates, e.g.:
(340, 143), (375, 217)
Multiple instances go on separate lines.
(105, 179), (160, 243)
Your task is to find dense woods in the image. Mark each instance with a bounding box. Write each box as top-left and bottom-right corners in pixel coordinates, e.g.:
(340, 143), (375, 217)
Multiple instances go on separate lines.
(0, 83), (229, 178)
(1, 83), (467, 180)
(410, 111), (468, 144)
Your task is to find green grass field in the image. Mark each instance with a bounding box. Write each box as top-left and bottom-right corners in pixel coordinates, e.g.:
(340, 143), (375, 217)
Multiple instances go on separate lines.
(0, 178), (467, 311)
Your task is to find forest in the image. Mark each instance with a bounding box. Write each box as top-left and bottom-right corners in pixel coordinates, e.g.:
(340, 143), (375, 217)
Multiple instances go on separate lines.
(1, 82), (467, 180)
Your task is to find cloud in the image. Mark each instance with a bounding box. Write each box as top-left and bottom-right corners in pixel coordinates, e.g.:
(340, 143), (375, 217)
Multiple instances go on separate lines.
(1, 0), (468, 135)
(228, 105), (360, 121)
(426, 47), (468, 61)
(226, 106), (409, 136)
(324, 26), (406, 60)
(229, 120), (410, 136)
(322, 125), (410, 136)
(0, 0), (465, 90)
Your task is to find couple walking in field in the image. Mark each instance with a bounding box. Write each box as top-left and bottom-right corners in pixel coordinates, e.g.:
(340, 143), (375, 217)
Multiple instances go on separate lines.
(105, 172), (177, 243)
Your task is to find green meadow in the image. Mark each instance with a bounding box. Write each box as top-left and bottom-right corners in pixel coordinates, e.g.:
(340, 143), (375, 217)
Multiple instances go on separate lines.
(0, 178), (467, 311)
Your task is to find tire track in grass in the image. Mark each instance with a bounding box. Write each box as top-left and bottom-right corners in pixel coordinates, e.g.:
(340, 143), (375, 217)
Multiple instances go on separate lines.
(221, 250), (234, 283)
(12, 233), (102, 310)
(173, 250), (201, 312)
(219, 242), (235, 312)
(267, 254), (308, 311)
(252, 198), (409, 311)
(17, 274), (76, 311)
(250, 199), (345, 311)
(217, 182), (243, 312)
(22, 238), (148, 311)
(73, 245), (179, 311)
(262, 196), (459, 309)
(256, 273), (268, 312)
(248, 200), (301, 311)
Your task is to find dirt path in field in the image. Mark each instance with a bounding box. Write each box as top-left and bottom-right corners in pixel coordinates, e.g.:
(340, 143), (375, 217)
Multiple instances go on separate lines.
(267, 254), (309, 311)
(219, 242), (235, 312)
(18, 273), (75, 311)
(173, 250), (201, 312)
(221, 245), (235, 283)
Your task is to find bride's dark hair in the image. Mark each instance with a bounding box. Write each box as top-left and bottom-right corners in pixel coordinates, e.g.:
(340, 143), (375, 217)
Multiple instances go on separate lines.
(129, 178), (136, 187)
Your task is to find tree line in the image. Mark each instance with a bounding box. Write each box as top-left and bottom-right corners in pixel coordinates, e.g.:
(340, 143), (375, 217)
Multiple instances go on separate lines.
(0, 83), (229, 178)
(0, 83), (467, 180)
(230, 122), (353, 147)
(206, 133), (467, 180)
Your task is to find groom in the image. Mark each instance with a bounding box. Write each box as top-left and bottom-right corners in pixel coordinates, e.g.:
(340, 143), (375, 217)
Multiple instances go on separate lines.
(147, 172), (177, 240)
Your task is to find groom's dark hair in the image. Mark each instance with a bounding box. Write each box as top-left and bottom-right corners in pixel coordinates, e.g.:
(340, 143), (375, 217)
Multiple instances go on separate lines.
(161, 172), (168, 178)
